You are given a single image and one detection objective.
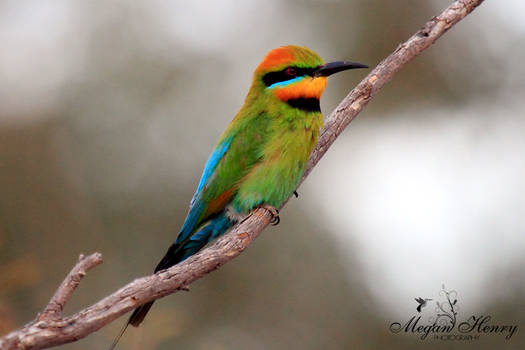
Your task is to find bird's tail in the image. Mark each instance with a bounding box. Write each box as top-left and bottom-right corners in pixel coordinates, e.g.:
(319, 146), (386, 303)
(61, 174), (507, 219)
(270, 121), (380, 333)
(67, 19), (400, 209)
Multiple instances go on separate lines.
(109, 211), (232, 349)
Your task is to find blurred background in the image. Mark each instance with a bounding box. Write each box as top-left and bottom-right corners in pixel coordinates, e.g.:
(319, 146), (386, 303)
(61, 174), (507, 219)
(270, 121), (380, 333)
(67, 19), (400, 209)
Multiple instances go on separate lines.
(1, 0), (524, 349)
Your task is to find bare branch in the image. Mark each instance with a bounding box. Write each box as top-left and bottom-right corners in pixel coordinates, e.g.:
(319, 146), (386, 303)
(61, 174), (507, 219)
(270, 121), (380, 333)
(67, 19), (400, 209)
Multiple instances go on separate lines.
(0, 1), (484, 349)
(38, 253), (103, 321)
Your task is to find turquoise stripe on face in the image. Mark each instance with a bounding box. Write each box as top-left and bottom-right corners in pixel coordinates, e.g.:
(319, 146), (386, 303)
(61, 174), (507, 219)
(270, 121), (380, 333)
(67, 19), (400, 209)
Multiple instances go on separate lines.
(267, 76), (304, 89)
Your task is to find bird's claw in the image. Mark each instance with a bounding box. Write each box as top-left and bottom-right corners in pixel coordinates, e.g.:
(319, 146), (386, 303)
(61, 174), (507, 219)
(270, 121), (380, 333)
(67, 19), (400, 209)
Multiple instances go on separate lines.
(260, 205), (280, 226)
(293, 191), (299, 198)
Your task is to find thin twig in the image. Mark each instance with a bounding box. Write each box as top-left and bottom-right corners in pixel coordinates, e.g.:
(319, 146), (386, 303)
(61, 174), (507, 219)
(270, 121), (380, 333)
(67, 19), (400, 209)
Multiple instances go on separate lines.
(38, 253), (103, 321)
(0, 1), (485, 349)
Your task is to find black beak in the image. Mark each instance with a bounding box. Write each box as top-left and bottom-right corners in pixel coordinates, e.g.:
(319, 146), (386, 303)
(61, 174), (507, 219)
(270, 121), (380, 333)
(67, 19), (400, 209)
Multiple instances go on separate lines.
(314, 61), (369, 77)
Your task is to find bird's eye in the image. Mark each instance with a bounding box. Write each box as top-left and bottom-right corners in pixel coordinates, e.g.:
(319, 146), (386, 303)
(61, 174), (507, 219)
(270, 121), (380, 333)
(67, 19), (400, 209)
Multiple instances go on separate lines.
(285, 67), (297, 76)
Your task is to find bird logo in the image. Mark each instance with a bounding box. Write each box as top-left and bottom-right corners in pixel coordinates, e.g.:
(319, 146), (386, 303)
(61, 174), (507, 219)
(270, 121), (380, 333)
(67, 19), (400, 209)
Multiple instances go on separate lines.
(415, 297), (432, 312)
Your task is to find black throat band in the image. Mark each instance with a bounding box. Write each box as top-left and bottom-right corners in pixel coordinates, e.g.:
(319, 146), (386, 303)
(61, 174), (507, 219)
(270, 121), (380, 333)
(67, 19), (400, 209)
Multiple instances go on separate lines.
(286, 98), (321, 113)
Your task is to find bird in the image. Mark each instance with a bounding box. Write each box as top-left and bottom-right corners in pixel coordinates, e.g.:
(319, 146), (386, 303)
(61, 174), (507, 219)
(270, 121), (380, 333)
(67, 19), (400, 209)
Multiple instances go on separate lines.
(110, 45), (367, 349)
(415, 297), (432, 312)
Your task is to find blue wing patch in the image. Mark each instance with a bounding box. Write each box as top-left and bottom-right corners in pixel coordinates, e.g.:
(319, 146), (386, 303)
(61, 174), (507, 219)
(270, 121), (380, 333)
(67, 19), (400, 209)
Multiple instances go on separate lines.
(177, 136), (233, 244)
(190, 136), (233, 206)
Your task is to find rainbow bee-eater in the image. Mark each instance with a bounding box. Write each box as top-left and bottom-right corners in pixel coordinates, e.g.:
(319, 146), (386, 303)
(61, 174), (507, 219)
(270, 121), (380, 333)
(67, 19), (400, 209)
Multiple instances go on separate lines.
(111, 45), (367, 348)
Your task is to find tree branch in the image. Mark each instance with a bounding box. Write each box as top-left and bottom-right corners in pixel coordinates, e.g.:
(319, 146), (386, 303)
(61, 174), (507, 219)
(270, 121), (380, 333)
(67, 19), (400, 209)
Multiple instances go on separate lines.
(0, 1), (485, 349)
(38, 253), (103, 321)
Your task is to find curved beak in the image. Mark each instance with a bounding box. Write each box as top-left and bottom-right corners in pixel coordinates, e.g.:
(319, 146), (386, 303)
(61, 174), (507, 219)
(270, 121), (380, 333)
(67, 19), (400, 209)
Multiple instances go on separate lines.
(314, 61), (369, 77)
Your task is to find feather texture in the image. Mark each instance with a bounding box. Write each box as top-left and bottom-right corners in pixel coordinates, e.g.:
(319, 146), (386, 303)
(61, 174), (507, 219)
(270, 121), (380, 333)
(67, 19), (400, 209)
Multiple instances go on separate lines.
(116, 46), (327, 344)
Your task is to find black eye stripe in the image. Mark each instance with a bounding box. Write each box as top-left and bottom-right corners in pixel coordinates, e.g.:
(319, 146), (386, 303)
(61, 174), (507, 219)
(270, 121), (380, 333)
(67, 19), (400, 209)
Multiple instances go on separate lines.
(262, 66), (318, 87)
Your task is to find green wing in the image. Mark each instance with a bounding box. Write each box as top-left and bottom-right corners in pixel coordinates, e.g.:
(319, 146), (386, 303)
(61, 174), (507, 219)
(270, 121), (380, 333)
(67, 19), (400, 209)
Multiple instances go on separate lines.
(176, 111), (268, 243)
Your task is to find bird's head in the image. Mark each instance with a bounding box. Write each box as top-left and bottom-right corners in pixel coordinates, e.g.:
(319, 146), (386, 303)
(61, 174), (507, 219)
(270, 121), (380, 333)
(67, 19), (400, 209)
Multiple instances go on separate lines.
(250, 45), (368, 111)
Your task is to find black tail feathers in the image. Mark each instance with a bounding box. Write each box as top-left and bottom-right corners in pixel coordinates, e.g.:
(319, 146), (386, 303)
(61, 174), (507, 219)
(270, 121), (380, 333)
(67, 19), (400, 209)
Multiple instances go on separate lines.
(109, 212), (232, 349)
(126, 242), (184, 327)
(128, 301), (154, 327)
(108, 243), (183, 350)
(153, 242), (187, 273)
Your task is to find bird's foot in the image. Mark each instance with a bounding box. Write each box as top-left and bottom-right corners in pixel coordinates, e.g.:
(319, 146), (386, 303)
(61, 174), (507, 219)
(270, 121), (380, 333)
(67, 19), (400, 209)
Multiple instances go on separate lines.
(293, 190), (299, 198)
(271, 214), (280, 226)
(259, 205), (280, 226)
